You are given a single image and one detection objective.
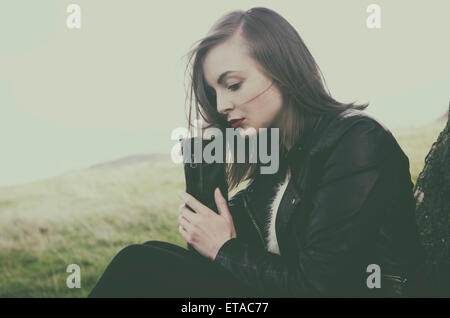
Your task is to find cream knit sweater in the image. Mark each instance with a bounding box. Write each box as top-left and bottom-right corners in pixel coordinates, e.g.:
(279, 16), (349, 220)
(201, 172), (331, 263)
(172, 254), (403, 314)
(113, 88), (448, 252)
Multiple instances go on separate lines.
(265, 169), (291, 255)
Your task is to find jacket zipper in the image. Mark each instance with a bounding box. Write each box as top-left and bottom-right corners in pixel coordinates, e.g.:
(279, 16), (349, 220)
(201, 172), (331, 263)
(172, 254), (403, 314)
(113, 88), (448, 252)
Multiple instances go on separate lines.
(242, 193), (266, 248)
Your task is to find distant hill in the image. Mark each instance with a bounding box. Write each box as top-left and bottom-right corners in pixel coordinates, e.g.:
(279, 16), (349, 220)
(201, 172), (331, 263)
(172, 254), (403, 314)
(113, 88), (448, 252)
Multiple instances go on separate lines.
(436, 107), (449, 124)
(87, 152), (171, 170)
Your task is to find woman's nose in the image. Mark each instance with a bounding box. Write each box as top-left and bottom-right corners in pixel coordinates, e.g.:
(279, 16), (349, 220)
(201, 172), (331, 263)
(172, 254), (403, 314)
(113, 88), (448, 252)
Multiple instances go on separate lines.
(216, 94), (235, 115)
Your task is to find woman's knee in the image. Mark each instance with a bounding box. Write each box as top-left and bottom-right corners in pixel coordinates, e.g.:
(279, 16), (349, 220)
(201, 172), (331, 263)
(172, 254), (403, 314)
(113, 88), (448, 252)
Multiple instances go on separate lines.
(113, 243), (148, 263)
(142, 239), (175, 248)
(111, 241), (188, 272)
(142, 240), (189, 254)
(142, 239), (164, 246)
(115, 242), (180, 263)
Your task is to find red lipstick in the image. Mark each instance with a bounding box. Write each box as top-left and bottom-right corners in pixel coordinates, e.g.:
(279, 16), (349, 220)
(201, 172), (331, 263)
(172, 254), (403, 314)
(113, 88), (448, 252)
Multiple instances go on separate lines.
(230, 119), (244, 128)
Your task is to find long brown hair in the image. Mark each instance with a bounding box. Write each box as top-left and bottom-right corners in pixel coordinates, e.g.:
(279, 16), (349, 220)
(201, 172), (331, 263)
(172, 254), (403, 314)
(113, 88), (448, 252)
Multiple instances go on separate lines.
(182, 7), (369, 191)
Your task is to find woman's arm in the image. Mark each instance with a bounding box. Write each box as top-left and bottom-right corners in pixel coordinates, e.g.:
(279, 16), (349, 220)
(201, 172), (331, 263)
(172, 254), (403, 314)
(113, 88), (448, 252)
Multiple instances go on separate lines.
(213, 119), (408, 297)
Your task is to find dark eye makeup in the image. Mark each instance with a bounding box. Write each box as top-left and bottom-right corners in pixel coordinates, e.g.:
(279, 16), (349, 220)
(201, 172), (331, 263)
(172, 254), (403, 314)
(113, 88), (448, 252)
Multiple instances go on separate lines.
(205, 81), (242, 97)
(228, 82), (241, 91)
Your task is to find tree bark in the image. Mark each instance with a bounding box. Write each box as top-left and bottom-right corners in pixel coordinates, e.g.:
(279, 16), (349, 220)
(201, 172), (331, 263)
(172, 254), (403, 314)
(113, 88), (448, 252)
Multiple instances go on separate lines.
(413, 104), (450, 297)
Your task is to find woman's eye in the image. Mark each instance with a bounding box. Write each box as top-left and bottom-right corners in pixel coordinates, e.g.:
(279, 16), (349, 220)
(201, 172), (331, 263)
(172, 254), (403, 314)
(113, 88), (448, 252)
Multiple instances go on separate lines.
(228, 83), (241, 91)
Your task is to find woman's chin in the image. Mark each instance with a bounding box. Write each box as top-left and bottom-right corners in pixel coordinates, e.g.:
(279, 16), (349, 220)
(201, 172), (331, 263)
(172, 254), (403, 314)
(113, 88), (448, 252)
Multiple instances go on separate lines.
(238, 125), (258, 138)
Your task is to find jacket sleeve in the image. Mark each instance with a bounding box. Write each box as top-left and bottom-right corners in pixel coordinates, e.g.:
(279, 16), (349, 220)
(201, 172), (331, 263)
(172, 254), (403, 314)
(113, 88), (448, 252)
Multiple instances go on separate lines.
(212, 118), (397, 297)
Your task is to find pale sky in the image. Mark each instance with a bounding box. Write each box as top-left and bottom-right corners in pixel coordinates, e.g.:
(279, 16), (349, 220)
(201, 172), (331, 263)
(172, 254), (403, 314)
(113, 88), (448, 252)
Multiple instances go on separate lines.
(0, 0), (448, 186)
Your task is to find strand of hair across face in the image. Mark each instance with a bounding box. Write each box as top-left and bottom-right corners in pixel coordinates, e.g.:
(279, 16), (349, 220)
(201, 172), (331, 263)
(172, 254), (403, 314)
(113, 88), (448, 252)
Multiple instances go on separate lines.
(238, 80), (274, 106)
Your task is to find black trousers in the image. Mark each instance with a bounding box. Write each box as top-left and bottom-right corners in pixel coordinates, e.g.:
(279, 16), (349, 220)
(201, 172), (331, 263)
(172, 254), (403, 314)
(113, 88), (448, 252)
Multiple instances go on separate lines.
(87, 240), (262, 298)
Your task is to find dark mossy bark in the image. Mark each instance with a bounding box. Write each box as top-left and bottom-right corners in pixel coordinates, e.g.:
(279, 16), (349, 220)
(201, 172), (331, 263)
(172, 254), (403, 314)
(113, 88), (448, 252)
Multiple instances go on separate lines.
(413, 104), (450, 297)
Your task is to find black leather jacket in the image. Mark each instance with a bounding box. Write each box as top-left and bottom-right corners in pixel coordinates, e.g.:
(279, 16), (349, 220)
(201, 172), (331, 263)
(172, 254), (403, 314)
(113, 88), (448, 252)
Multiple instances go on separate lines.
(212, 108), (426, 297)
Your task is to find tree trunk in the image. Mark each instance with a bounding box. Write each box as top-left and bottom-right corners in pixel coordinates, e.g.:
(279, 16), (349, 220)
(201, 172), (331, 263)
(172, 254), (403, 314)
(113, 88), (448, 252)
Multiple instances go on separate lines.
(413, 104), (450, 297)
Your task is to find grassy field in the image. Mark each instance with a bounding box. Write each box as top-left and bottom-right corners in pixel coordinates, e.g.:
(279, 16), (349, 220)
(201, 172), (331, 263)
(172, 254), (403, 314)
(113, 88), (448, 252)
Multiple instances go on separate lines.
(0, 122), (445, 297)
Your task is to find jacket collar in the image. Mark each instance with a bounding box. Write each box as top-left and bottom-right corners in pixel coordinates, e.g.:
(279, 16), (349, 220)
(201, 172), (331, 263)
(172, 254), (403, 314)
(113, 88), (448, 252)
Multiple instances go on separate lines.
(250, 109), (347, 185)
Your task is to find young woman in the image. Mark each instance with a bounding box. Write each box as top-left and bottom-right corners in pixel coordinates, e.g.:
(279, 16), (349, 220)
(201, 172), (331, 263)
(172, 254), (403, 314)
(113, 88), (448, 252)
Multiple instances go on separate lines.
(88, 7), (426, 298)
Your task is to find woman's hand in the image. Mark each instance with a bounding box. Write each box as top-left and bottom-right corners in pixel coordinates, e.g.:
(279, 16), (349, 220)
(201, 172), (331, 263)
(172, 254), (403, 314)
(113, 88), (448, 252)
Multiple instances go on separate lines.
(177, 188), (237, 261)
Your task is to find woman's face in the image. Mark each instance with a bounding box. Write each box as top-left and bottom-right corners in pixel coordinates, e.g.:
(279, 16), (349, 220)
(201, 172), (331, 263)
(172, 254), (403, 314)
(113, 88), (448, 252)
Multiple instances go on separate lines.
(202, 34), (284, 137)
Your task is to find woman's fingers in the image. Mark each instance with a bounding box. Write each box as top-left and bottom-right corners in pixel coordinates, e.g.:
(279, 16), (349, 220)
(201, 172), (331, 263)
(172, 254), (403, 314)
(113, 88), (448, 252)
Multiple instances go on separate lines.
(178, 224), (190, 242)
(178, 213), (193, 230)
(178, 191), (209, 216)
(178, 211), (198, 244)
(178, 204), (199, 223)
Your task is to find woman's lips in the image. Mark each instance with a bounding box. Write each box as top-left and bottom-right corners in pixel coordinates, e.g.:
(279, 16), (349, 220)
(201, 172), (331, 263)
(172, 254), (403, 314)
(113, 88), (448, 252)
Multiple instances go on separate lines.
(231, 119), (244, 128)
